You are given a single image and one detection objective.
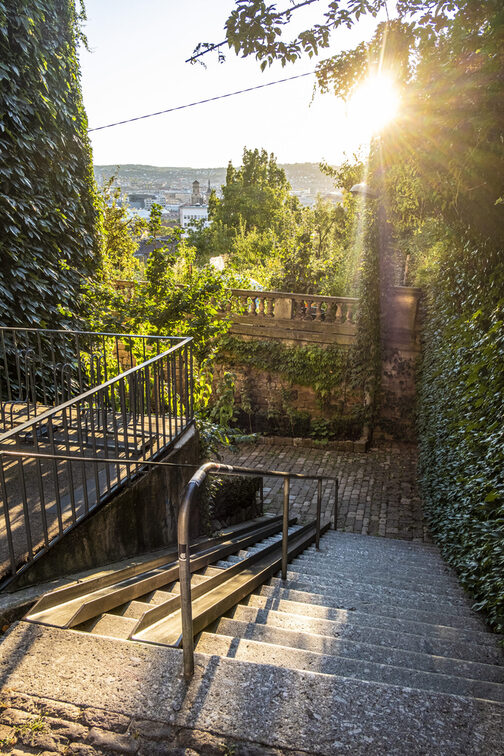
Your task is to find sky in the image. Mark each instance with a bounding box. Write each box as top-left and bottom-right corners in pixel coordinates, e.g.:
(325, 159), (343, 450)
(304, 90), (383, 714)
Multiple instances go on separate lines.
(80, 0), (388, 168)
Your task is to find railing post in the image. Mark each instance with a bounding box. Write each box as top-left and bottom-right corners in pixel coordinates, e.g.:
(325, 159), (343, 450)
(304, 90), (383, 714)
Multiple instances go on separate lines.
(333, 479), (339, 530)
(282, 477), (290, 580)
(178, 480), (197, 679)
(316, 479), (322, 549)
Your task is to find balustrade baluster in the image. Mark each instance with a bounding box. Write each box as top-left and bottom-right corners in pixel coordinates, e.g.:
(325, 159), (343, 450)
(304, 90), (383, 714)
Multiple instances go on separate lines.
(258, 296), (265, 317)
(315, 302), (323, 321)
(250, 297), (257, 315)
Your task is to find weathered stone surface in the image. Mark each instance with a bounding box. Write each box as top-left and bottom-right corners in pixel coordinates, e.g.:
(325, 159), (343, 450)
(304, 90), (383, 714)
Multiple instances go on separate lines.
(0, 623), (503, 755)
(81, 708), (130, 733)
(67, 744), (99, 755)
(45, 715), (88, 740)
(86, 726), (138, 753)
(131, 718), (176, 741)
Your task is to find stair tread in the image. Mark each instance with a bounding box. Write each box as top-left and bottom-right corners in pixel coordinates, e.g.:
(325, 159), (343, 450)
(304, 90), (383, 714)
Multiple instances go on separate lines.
(88, 613), (137, 639)
(300, 551), (451, 575)
(245, 593), (500, 646)
(258, 584), (487, 631)
(212, 617), (504, 682)
(230, 604), (504, 666)
(280, 568), (469, 601)
(195, 632), (504, 703)
(268, 575), (472, 615)
(291, 559), (462, 591)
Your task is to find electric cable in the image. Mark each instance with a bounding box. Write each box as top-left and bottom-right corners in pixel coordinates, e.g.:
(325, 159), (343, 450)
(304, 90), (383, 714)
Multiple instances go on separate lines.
(88, 70), (316, 133)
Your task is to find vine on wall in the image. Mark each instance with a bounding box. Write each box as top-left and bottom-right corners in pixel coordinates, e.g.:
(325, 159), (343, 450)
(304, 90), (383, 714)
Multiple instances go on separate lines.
(0, 0), (99, 329)
(217, 335), (365, 440)
(418, 238), (504, 633)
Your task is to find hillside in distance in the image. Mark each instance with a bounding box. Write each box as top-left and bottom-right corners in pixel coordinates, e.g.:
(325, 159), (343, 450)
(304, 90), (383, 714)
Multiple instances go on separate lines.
(93, 163), (336, 195)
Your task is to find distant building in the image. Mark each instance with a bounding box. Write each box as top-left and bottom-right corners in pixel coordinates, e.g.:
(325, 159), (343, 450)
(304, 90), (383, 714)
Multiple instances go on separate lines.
(179, 204), (209, 229)
(128, 193), (155, 209)
(179, 178), (210, 229)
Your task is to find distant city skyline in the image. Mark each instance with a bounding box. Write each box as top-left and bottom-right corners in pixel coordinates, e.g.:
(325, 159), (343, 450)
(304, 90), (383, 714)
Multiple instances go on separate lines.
(80, 0), (388, 168)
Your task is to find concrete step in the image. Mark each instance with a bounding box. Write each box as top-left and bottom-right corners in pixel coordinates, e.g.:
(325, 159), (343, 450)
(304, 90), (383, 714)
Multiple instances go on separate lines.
(230, 604), (504, 667)
(258, 584), (487, 632)
(87, 613), (137, 640)
(245, 593), (499, 647)
(268, 574), (472, 615)
(142, 589), (177, 605)
(289, 559), (464, 597)
(212, 617), (504, 683)
(203, 566), (224, 576)
(295, 552), (458, 585)
(170, 573), (210, 594)
(117, 600), (151, 619)
(303, 544), (451, 574)
(283, 564), (467, 600)
(4, 623), (504, 756)
(311, 538), (448, 564)
(195, 632), (504, 703)
(319, 531), (441, 554)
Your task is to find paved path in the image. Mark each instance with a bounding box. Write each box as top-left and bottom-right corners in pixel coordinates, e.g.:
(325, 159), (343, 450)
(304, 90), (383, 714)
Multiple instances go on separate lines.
(221, 442), (430, 542)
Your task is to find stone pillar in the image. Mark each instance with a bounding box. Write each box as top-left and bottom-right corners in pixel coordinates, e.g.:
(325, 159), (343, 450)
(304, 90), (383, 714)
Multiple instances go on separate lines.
(273, 297), (293, 320)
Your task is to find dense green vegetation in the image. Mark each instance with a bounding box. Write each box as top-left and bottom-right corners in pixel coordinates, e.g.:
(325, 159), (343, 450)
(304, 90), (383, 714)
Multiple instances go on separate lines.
(188, 147), (362, 296)
(0, 0), (99, 329)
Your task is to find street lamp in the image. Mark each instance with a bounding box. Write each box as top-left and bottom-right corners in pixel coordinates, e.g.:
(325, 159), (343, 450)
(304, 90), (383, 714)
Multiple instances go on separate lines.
(349, 182), (378, 199)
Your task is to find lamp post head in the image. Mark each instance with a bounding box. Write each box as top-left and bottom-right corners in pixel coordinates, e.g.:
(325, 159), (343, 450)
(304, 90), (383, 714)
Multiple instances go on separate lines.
(349, 182), (378, 199)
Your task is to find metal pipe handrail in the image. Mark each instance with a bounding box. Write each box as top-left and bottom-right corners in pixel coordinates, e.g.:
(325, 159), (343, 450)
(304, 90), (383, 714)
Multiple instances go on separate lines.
(0, 336), (192, 443)
(0, 326), (187, 342)
(177, 461), (338, 678)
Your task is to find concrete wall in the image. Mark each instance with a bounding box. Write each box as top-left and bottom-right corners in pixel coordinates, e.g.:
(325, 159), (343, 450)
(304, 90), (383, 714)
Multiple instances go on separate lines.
(11, 425), (200, 589)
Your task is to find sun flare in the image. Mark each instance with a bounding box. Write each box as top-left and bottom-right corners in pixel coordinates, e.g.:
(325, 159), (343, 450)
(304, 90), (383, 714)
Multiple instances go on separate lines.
(347, 73), (400, 142)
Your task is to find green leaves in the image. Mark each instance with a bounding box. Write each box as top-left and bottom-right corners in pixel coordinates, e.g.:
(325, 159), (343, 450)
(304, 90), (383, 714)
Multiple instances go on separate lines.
(0, 0), (99, 331)
(418, 253), (504, 633)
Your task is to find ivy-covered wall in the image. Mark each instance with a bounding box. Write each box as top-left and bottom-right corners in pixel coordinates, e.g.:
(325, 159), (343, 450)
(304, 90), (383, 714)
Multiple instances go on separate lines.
(215, 335), (364, 440)
(418, 240), (504, 633)
(0, 0), (99, 329)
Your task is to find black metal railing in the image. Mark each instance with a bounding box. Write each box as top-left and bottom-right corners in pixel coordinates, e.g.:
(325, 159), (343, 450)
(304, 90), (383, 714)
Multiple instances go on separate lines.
(0, 334), (193, 582)
(177, 462), (338, 677)
(0, 327), (186, 432)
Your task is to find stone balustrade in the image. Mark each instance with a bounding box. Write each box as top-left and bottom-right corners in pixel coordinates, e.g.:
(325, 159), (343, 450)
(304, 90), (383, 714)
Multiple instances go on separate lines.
(110, 280), (420, 350)
(228, 289), (357, 325)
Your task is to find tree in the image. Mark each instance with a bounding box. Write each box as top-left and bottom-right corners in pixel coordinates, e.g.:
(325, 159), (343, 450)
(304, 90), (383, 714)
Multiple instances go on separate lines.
(99, 179), (144, 279)
(0, 0), (99, 329)
(210, 147), (301, 235)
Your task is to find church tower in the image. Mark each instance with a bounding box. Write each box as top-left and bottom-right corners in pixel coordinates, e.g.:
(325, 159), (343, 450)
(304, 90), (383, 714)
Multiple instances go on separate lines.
(191, 180), (201, 205)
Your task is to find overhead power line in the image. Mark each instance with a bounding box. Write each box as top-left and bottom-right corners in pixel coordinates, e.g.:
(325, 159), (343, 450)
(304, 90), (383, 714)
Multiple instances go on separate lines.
(87, 70), (316, 133)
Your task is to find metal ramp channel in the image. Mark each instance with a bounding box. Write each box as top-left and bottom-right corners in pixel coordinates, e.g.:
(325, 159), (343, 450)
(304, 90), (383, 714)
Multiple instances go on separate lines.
(25, 516), (330, 648)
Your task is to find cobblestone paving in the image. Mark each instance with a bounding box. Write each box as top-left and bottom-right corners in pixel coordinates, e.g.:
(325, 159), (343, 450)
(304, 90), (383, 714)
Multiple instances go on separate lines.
(0, 690), (302, 755)
(221, 442), (430, 542)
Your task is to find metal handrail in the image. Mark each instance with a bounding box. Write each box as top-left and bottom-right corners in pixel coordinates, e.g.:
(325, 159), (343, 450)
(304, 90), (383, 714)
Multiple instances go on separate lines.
(0, 337), (192, 444)
(177, 461), (338, 678)
(0, 336), (194, 581)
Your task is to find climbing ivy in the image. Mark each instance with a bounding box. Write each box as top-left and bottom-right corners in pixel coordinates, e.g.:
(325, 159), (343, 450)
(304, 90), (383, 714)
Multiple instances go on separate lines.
(418, 236), (504, 634)
(219, 335), (353, 404)
(0, 0), (99, 329)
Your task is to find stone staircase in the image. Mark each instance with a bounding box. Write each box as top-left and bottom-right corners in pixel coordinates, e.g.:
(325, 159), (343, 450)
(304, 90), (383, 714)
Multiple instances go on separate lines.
(196, 530), (504, 705)
(2, 528), (503, 754)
